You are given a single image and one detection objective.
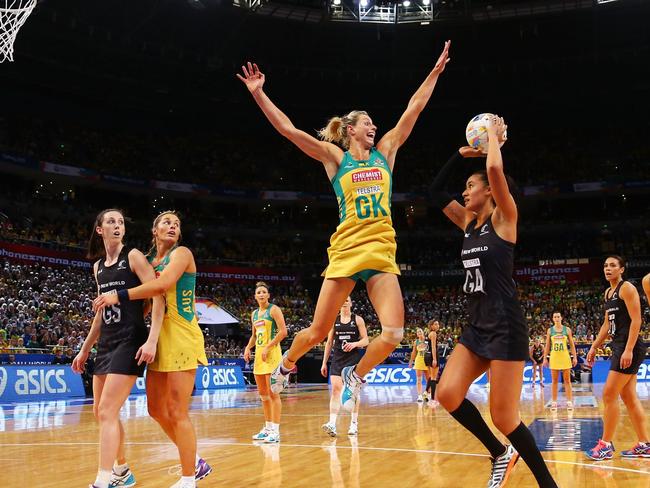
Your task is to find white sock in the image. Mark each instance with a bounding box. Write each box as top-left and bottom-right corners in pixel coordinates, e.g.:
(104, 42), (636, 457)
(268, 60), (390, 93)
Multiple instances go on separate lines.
(270, 422), (280, 433)
(113, 461), (128, 475)
(195, 454), (201, 465)
(265, 421), (271, 430)
(181, 475), (195, 486)
(94, 469), (111, 488)
(329, 413), (337, 425)
(351, 413), (358, 424)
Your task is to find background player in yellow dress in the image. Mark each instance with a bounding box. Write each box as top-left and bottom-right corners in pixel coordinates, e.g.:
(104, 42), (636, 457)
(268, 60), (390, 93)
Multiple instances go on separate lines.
(543, 311), (577, 411)
(93, 211), (211, 488)
(244, 282), (288, 444)
(408, 328), (430, 403)
(237, 41), (451, 410)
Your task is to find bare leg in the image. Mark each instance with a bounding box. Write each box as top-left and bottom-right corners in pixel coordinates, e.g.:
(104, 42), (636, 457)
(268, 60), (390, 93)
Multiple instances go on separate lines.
(356, 273), (404, 376)
(551, 369), (559, 403)
(96, 375), (137, 473)
(562, 369), (573, 402)
(255, 374), (273, 423)
(601, 371), (632, 442)
(619, 375), (649, 442)
(167, 370), (198, 476)
(282, 278), (356, 368)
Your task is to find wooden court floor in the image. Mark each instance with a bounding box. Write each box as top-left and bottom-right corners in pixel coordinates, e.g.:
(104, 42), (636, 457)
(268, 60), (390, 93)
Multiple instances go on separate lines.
(2, 382), (650, 487)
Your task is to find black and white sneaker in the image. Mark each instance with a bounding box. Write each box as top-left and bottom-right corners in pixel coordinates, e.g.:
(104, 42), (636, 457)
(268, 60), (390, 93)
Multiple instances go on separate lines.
(487, 445), (519, 488)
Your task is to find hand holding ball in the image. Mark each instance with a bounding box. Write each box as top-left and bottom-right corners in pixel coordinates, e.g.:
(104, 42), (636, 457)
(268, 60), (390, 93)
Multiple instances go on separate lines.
(465, 113), (507, 154)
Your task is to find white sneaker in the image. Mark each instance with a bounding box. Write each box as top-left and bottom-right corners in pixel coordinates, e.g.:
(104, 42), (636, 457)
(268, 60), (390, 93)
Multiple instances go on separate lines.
(170, 479), (196, 488)
(417, 394), (424, 403)
(270, 352), (290, 394)
(550, 401), (558, 411)
(341, 366), (364, 412)
(264, 431), (280, 443)
(347, 422), (358, 436)
(322, 422), (337, 437)
(487, 445), (519, 488)
(252, 428), (271, 441)
(567, 401), (574, 411)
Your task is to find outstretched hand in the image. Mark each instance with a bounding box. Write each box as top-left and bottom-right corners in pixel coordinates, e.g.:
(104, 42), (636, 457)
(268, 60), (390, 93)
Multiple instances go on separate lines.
(487, 114), (507, 143)
(236, 62), (265, 93)
(431, 40), (451, 75)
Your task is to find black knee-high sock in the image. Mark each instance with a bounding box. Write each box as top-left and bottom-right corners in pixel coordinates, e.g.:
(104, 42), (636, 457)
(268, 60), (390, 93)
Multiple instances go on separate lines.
(449, 399), (505, 458)
(425, 379), (432, 393)
(430, 380), (438, 399)
(506, 422), (557, 488)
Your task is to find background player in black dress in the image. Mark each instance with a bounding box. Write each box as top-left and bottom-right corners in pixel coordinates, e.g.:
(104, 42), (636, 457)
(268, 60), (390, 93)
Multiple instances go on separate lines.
(321, 296), (368, 436)
(425, 319), (440, 405)
(429, 116), (557, 488)
(529, 336), (545, 387)
(585, 256), (649, 460)
(72, 209), (164, 488)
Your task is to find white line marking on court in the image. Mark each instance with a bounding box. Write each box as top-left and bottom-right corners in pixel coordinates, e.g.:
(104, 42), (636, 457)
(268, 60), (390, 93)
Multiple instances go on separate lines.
(2, 441), (648, 475)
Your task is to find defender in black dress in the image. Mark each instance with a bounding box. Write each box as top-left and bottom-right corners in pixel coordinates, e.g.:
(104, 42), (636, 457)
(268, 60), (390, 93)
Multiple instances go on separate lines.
(585, 256), (649, 460)
(72, 209), (164, 488)
(424, 319), (440, 405)
(321, 296), (369, 437)
(429, 115), (557, 488)
(529, 336), (545, 387)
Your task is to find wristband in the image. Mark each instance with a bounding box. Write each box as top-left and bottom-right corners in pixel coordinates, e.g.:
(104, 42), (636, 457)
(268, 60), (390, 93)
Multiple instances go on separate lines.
(117, 289), (130, 303)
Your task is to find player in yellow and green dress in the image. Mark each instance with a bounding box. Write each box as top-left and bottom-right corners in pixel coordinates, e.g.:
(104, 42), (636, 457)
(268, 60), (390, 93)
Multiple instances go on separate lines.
(543, 311), (577, 411)
(408, 328), (430, 403)
(244, 281), (288, 444)
(237, 41), (451, 412)
(93, 211), (211, 488)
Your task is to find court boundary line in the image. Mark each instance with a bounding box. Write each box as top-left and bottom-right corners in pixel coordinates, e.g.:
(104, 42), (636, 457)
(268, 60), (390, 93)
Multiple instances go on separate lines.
(2, 440), (648, 475)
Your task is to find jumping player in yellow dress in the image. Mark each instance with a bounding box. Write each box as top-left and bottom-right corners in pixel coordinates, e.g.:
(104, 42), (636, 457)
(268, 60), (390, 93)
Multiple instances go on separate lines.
(237, 41), (451, 411)
(93, 211), (211, 488)
(408, 328), (430, 403)
(542, 312), (577, 411)
(244, 282), (288, 444)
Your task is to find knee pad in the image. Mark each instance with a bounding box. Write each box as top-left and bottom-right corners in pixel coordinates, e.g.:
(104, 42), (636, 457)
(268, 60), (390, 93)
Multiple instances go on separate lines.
(380, 325), (404, 345)
(259, 394), (270, 402)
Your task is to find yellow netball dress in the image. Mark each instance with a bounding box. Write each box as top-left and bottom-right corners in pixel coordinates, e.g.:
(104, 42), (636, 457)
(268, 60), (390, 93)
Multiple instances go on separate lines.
(252, 304), (282, 375)
(549, 325), (572, 371)
(413, 339), (428, 371)
(148, 248), (208, 372)
(324, 148), (399, 282)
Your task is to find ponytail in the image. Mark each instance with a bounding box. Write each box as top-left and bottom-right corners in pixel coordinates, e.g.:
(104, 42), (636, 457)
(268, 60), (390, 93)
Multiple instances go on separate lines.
(317, 110), (369, 149)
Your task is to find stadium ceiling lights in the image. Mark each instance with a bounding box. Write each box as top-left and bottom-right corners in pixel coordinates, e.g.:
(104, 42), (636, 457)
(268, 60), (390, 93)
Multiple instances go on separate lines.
(328, 0), (433, 24)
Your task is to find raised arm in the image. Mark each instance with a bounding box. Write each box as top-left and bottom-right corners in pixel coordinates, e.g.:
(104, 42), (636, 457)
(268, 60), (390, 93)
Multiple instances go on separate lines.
(237, 62), (343, 176)
(485, 115), (517, 228)
(378, 41), (450, 168)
